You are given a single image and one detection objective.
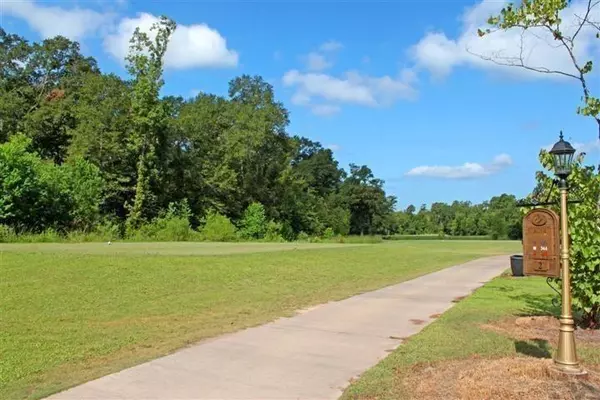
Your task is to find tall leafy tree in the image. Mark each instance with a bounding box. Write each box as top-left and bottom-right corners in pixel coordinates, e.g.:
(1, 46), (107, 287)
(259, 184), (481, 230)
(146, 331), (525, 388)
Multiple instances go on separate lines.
(125, 16), (176, 229)
(342, 164), (393, 235)
(68, 73), (134, 218)
(0, 29), (99, 160)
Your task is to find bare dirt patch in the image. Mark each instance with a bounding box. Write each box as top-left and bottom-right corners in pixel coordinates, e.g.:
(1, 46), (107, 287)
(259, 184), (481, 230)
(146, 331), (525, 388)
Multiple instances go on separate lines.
(409, 319), (426, 325)
(403, 357), (600, 400)
(430, 313), (443, 319)
(483, 316), (600, 345)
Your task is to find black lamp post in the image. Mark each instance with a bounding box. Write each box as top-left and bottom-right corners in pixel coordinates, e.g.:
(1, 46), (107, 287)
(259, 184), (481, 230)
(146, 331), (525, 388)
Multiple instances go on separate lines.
(548, 131), (584, 375)
(550, 131), (576, 181)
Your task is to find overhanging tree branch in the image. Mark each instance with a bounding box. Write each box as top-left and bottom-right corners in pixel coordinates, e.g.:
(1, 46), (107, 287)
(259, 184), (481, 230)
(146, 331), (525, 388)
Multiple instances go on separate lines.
(476, 0), (600, 139)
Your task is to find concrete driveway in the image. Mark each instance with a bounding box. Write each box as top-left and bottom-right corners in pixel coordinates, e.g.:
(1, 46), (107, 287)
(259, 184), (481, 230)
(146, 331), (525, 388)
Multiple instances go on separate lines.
(48, 255), (509, 400)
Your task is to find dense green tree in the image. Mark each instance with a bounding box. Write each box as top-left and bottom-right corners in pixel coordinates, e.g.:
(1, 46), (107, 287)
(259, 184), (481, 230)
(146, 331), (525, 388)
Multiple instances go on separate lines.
(341, 164), (394, 235)
(224, 75), (291, 219)
(68, 73), (135, 218)
(0, 135), (103, 232)
(0, 29), (99, 158)
(125, 16), (176, 230)
(290, 137), (343, 196)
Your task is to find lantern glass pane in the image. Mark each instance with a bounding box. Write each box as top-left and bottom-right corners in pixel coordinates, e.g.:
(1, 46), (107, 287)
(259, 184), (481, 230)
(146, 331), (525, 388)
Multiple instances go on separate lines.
(560, 153), (568, 169)
(566, 152), (574, 168)
(553, 153), (563, 171)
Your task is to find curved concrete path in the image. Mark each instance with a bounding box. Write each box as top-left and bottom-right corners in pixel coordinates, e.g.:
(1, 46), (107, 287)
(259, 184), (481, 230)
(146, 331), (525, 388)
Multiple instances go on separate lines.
(48, 255), (509, 400)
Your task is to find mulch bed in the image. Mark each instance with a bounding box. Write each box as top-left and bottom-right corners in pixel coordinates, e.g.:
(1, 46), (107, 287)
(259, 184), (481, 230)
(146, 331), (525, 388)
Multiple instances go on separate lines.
(403, 357), (600, 400)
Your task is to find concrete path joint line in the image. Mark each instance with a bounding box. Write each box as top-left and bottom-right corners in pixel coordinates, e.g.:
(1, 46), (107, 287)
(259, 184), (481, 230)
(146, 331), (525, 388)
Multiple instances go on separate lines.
(47, 255), (510, 400)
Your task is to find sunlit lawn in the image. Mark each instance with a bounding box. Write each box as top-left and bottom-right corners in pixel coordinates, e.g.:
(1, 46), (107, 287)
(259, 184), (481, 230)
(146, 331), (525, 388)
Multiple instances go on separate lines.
(0, 240), (518, 399)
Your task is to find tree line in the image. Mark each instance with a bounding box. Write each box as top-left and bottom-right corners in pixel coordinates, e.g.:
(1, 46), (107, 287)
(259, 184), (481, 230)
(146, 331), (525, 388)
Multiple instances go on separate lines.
(0, 19), (521, 241)
(395, 194), (522, 240)
(0, 21), (397, 240)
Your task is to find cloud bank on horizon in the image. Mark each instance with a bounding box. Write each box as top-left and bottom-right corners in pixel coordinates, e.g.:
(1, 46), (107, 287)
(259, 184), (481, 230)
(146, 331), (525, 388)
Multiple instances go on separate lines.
(405, 154), (513, 179)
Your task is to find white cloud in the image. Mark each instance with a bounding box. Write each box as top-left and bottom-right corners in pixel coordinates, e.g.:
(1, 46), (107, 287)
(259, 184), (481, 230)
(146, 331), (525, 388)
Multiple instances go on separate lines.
(103, 12), (238, 69)
(3, 3), (239, 70)
(311, 104), (341, 116)
(290, 91), (311, 106)
(300, 40), (344, 72)
(325, 143), (341, 151)
(319, 40), (343, 52)
(492, 153), (513, 167)
(305, 52), (332, 71)
(2, 0), (113, 40)
(406, 153), (513, 179)
(411, 0), (600, 79)
(576, 139), (600, 154)
(282, 68), (417, 115)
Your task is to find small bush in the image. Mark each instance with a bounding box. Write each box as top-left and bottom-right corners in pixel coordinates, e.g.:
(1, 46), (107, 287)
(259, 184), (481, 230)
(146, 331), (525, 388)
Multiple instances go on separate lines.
(17, 229), (63, 243)
(126, 200), (194, 242)
(322, 227), (335, 239)
(0, 224), (16, 242)
(239, 202), (267, 239)
(95, 220), (122, 241)
(155, 216), (192, 241)
(200, 211), (237, 242)
(264, 220), (285, 242)
(297, 231), (309, 242)
(66, 220), (122, 242)
(280, 222), (296, 241)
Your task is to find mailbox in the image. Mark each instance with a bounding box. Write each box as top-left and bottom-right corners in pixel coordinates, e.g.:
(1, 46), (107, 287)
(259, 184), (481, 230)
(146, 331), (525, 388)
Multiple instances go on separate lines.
(522, 208), (560, 278)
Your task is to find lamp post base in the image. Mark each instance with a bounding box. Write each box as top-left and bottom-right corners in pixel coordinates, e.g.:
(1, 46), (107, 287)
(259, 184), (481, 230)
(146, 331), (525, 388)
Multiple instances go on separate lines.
(553, 318), (587, 375)
(550, 362), (587, 376)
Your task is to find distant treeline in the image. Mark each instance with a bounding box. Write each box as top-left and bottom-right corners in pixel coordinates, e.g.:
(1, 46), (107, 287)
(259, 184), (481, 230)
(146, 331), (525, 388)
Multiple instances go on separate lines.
(394, 194), (522, 240)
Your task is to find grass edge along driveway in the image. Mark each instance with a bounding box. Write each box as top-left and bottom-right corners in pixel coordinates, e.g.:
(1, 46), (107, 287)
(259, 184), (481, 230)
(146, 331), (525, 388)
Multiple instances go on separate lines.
(1, 240), (518, 399)
(341, 274), (600, 400)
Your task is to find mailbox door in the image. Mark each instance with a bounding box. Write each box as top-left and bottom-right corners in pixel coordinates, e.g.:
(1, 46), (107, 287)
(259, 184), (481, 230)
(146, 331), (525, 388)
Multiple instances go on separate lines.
(522, 209), (561, 278)
(524, 256), (560, 277)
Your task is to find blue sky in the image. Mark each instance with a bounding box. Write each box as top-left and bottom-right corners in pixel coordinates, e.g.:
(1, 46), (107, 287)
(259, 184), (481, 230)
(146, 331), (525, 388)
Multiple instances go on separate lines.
(2, 0), (599, 208)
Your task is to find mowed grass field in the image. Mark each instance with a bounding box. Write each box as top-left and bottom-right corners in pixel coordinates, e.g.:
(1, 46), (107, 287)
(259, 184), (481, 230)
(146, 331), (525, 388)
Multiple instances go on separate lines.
(0, 240), (519, 399)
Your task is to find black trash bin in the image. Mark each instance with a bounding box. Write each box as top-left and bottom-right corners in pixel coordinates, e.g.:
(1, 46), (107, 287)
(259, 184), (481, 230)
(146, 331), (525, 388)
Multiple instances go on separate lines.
(510, 255), (524, 277)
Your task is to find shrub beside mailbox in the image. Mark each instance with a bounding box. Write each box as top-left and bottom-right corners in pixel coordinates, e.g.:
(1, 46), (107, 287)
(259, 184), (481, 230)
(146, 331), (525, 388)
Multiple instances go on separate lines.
(522, 208), (560, 278)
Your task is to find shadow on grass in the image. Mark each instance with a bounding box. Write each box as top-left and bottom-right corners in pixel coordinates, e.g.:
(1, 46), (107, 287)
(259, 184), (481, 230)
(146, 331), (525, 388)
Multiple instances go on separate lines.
(515, 339), (552, 359)
(488, 285), (516, 293)
(510, 293), (560, 318)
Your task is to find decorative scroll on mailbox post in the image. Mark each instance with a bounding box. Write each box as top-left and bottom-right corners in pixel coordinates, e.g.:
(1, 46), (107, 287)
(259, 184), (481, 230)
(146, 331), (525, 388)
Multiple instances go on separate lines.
(523, 208), (561, 278)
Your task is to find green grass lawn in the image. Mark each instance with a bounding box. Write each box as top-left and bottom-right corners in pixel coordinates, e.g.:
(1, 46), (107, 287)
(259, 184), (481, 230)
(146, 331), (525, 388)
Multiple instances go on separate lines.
(0, 241), (366, 256)
(0, 240), (518, 399)
(341, 274), (600, 400)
